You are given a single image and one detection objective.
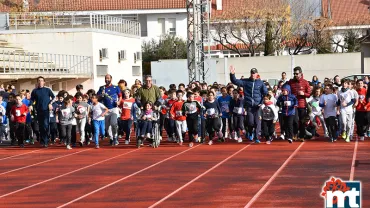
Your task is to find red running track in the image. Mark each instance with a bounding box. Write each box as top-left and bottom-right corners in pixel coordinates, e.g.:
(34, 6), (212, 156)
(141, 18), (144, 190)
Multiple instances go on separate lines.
(0, 138), (368, 208)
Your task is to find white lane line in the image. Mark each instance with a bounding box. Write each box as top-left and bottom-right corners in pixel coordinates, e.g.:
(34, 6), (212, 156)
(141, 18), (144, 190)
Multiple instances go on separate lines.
(0, 149), (43, 161)
(349, 139), (359, 181)
(149, 144), (252, 208)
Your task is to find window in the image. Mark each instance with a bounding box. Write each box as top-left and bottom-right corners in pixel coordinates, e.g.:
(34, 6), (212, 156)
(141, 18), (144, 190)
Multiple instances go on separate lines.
(96, 65), (108, 76)
(168, 18), (176, 36)
(132, 66), (141, 76)
(51, 83), (59, 91)
(158, 18), (165, 36)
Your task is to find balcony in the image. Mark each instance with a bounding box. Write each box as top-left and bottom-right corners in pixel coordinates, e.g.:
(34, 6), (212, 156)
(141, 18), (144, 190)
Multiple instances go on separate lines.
(0, 48), (92, 80)
(4, 12), (141, 37)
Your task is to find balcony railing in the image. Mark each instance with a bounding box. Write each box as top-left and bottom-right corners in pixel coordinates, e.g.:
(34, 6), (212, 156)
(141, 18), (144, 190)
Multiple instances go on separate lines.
(6, 12), (141, 37)
(0, 50), (92, 76)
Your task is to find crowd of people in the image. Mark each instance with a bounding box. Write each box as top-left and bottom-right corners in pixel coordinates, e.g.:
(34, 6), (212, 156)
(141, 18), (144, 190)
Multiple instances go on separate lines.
(1, 65), (369, 149)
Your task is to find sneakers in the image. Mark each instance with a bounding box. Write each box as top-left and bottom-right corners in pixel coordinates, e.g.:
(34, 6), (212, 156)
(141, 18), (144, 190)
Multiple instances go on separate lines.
(66, 145), (72, 150)
(137, 139), (141, 148)
(189, 142), (194, 147)
(20, 144), (25, 148)
(266, 140), (271, 145)
(114, 140), (119, 146)
(237, 137), (243, 143)
(288, 138), (293, 143)
(146, 133), (151, 138)
(293, 136), (298, 141)
(159, 136), (162, 141)
(248, 132), (254, 141)
(367, 130), (370, 137)
(208, 140), (213, 145)
(345, 135), (350, 143)
(280, 134), (285, 140)
(255, 139), (261, 144)
(125, 140), (129, 145)
(341, 131), (347, 139)
(360, 136), (365, 141)
(217, 131), (223, 139)
(179, 141), (183, 146)
(220, 138), (225, 142)
(230, 131), (236, 140)
(299, 138), (305, 142)
(95, 145), (100, 149)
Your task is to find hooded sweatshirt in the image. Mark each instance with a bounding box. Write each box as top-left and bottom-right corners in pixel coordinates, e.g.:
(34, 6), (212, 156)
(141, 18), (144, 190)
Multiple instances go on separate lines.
(259, 101), (278, 121)
(338, 87), (355, 114)
(276, 84), (298, 116)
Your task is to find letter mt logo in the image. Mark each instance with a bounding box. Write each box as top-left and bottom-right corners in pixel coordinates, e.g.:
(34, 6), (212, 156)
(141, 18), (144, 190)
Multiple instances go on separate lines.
(321, 177), (361, 208)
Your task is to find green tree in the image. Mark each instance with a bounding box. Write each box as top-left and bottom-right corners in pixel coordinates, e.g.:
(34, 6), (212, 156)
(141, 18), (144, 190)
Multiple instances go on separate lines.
(142, 35), (187, 75)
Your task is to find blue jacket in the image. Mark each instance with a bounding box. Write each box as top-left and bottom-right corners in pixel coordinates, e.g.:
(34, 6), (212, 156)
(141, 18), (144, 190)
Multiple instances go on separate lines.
(97, 84), (121, 109)
(276, 84), (298, 116)
(230, 74), (267, 107)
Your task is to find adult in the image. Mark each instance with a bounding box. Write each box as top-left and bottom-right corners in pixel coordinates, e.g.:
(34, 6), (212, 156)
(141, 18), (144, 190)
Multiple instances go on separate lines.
(118, 79), (127, 92)
(312, 75), (319, 86)
(230, 66), (267, 142)
(333, 75), (342, 89)
(287, 66), (311, 142)
(279, 72), (288, 84)
(30, 76), (55, 148)
(136, 75), (161, 106)
(97, 74), (122, 146)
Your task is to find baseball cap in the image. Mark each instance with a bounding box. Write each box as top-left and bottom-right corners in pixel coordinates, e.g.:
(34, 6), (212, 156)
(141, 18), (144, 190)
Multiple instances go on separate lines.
(250, 68), (258, 74)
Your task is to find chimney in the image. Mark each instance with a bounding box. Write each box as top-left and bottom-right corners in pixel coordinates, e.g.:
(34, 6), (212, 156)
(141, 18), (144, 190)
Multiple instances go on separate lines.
(216, 0), (222, 11)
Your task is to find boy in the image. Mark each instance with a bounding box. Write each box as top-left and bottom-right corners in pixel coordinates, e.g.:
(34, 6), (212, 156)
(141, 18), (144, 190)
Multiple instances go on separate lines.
(49, 97), (59, 144)
(276, 84), (298, 143)
(56, 97), (75, 150)
(166, 90), (177, 142)
(338, 79), (356, 142)
(170, 90), (186, 145)
(10, 94), (28, 148)
(229, 89), (245, 143)
(0, 95), (7, 143)
(182, 92), (203, 147)
(259, 94), (278, 144)
(7, 94), (16, 145)
(218, 87), (232, 142)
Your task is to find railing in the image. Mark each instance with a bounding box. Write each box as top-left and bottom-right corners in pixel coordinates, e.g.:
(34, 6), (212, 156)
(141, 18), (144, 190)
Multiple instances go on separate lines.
(0, 50), (92, 75)
(7, 12), (141, 37)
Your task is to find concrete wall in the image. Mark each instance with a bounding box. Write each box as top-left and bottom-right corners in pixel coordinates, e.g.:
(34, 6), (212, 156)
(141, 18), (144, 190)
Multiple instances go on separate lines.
(216, 53), (363, 84)
(0, 30), (142, 92)
(151, 59), (218, 87)
(143, 13), (187, 41)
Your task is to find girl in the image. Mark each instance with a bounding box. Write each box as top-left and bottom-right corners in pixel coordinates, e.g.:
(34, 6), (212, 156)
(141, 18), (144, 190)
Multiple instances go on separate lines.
(169, 90), (186, 145)
(259, 95), (278, 144)
(10, 94), (28, 148)
(203, 91), (222, 145)
(307, 87), (328, 139)
(138, 102), (158, 147)
(83, 94), (93, 145)
(319, 84), (338, 142)
(118, 89), (135, 145)
(166, 90), (178, 142)
(91, 94), (108, 149)
(229, 89), (245, 143)
(158, 86), (168, 140)
(276, 84), (298, 143)
(218, 87), (232, 142)
(56, 97), (75, 150)
(182, 92), (203, 147)
(74, 93), (89, 146)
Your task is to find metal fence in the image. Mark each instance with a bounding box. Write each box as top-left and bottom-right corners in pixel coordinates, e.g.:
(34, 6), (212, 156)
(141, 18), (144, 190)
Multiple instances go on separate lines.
(7, 12), (141, 37)
(0, 50), (92, 75)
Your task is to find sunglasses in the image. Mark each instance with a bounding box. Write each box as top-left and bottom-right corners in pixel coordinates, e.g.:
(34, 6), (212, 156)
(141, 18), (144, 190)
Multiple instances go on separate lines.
(293, 73), (299, 75)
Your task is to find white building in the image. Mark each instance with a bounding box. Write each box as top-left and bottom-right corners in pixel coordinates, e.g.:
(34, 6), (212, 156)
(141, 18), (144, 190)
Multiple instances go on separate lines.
(0, 12), (142, 94)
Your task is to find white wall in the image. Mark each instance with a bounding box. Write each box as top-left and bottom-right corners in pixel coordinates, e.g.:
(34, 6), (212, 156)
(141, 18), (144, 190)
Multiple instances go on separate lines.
(143, 13), (187, 41)
(0, 30), (142, 92)
(216, 53), (363, 84)
(151, 59), (218, 87)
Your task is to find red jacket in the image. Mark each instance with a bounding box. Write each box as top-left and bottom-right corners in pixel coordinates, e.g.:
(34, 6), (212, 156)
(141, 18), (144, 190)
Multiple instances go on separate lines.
(11, 104), (28, 123)
(356, 88), (370, 111)
(170, 100), (186, 121)
(288, 77), (311, 109)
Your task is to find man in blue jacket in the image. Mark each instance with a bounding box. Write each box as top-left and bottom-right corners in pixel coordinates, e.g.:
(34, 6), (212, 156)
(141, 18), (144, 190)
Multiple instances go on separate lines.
(230, 66), (267, 143)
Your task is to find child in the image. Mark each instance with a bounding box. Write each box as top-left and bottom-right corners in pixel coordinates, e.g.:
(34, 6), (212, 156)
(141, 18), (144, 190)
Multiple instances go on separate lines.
(10, 94), (28, 148)
(138, 102), (158, 146)
(91, 94), (108, 149)
(337, 79), (355, 142)
(199, 90), (208, 143)
(355, 80), (369, 141)
(22, 91), (33, 144)
(307, 87), (328, 138)
(169, 90), (186, 145)
(118, 89), (135, 145)
(349, 81), (359, 141)
(193, 88), (203, 142)
(7, 94), (16, 145)
(49, 97), (59, 145)
(0, 95), (7, 143)
(276, 84), (298, 143)
(74, 93), (90, 146)
(83, 94), (93, 145)
(320, 84), (338, 142)
(165, 90), (177, 142)
(218, 87), (232, 142)
(203, 91), (223, 145)
(56, 97), (75, 150)
(259, 94), (278, 144)
(158, 87), (168, 140)
(229, 89), (245, 143)
(182, 92), (202, 147)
